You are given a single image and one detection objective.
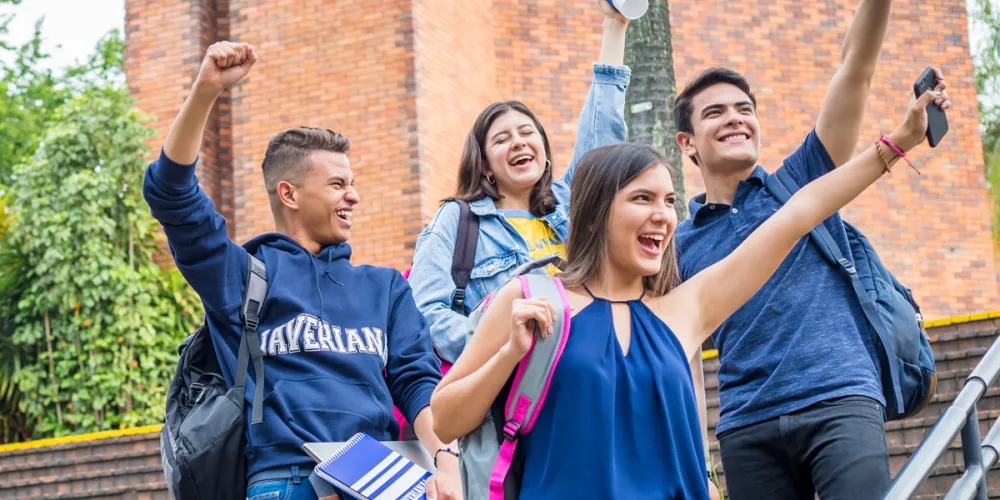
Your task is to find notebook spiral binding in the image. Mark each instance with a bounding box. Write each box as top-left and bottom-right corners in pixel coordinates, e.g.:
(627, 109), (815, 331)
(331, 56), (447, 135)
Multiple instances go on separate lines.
(319, 433), (367, 469)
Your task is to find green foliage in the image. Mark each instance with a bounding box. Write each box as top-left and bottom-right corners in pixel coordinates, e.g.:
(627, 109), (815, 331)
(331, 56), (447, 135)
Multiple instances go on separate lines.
(970, 0), (1000, 242)
(0, 14), (67, 188)
(0, 194), (33, 442)
(0, 30), (202, 438)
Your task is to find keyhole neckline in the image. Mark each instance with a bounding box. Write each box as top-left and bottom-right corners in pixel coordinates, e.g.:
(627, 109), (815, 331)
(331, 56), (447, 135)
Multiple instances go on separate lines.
(582, 284), (646, 304)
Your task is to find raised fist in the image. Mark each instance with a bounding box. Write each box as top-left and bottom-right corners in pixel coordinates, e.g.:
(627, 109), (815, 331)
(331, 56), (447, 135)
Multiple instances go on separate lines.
(195, 41), (258, 95)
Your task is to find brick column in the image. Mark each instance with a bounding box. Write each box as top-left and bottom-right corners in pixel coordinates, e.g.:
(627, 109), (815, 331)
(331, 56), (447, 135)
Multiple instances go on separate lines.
(125, 0), (234, 231)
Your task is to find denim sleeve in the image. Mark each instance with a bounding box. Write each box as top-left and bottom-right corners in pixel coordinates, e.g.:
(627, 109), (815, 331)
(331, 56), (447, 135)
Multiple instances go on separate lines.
(142, 149), (248, 318)
(552, 63), (631, 208)
(781, 129), (838, 188)
(407, 203), (472, 364)
(385, 270), (442, 423)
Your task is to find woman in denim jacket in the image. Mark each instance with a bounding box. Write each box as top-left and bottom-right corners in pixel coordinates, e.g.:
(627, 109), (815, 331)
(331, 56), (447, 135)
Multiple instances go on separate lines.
(409, 1), (631, 364)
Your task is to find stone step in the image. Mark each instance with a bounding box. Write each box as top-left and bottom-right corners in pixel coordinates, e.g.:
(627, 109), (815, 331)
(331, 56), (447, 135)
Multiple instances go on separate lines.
(0, 464), (165, 499)
(0, 433), (160, 474)
(914, 488), (1000, 500)
(927, 327), (1000, 358)
(912, 463), (1000, 498)
(0, 448), (161, 485)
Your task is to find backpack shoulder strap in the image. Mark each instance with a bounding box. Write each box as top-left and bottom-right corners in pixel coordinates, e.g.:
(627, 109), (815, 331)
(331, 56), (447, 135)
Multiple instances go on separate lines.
(764, 168), (905, 415)
(450, 199), (480, 314)
(489, 274), (570, 498)
(234, 254), (268, 424)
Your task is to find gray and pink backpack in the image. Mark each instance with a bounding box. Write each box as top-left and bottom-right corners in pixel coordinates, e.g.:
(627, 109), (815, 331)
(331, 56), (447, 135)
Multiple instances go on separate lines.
(457, 256), (571, 499)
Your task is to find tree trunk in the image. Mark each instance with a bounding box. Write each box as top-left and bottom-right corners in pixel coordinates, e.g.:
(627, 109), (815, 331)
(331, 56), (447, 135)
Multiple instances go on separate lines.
(43, 311), (62, 425)
(623, 0), (687, 221)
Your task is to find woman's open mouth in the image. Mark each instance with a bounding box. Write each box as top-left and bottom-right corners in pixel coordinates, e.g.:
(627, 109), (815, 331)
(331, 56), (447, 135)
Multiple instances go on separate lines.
(638, 233), (664, 255)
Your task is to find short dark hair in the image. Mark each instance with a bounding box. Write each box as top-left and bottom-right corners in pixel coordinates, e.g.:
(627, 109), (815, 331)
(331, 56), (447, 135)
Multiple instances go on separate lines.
(452, 101), (556, 217)
(674, 68), (757, 164)
(560, 143), (680, 297)
(262, 127), (351, 211)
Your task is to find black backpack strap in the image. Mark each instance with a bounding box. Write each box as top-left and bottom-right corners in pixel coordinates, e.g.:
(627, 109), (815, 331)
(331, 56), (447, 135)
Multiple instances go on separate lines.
(234, 254), (268, 424)
(450, 199), (480, 314)
(765, 168), (904, 415)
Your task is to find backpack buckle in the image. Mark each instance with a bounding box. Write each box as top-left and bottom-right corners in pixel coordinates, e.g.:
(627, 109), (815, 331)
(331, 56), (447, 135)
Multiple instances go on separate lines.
(502, 420), (521, 441)
(838, 258), (857, 275)
(245, 311), (260, 331)
(452, 288), (466, 311)
(190, 383), (206, 405)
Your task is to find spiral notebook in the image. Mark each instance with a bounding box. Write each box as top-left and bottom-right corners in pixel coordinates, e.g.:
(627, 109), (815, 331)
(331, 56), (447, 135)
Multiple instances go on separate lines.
(314, 432), (432, 500)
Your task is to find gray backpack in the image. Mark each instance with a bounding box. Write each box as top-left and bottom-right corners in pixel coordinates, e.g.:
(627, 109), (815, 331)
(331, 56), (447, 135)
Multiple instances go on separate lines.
(459, 257), (571, 500)
(160, 254), (267, 499)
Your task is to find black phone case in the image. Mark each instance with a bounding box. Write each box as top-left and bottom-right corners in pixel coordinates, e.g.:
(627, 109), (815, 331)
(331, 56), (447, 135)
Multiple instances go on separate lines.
(914, 68), (948, 148)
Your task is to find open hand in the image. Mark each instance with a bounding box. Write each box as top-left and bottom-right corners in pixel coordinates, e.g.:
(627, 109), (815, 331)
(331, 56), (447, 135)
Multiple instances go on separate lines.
(892, 68), (951, 151)
(195, 41), (258, 95)
(598, 0), (629, 25)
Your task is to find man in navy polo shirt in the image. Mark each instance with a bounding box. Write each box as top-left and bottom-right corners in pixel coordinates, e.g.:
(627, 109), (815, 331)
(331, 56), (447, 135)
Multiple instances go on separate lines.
(672, 1), (912, 498)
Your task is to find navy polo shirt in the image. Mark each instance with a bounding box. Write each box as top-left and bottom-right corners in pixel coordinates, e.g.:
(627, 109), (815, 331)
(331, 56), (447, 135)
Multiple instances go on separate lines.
(675, 130), (884, 435)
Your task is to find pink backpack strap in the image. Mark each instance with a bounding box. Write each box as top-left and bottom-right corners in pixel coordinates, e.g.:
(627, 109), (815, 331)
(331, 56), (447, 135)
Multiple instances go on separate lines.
(488, 274), (571, 499)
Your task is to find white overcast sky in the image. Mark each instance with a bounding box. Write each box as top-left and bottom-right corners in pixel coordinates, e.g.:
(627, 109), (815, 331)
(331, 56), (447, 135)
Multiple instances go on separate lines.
(1, 0), (125, 70)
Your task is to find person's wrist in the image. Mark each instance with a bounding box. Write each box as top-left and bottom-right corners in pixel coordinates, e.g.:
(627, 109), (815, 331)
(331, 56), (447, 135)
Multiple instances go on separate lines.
(603, 16), (628, 30)
(433, 447), (460, 469)
(191, 79), (223, 102)
(886, 128), (920, 156)
(500, 341), (528, 362)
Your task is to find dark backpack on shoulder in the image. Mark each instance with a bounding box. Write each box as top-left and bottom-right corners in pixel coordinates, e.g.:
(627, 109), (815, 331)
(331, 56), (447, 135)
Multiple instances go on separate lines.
(160, 254), (268, 499)
(765, 168), (937, 420)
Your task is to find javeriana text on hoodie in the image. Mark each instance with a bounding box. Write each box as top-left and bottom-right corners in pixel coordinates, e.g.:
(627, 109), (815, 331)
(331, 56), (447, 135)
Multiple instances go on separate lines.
(143, 150), (442, 479)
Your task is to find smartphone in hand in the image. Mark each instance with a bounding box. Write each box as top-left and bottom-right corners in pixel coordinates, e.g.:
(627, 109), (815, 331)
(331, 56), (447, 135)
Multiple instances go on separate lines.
(914, 67), (948, 148)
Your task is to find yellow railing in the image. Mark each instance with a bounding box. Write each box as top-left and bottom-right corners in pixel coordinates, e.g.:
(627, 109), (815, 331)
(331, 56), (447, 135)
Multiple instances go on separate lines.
(0, 424), (163, 454)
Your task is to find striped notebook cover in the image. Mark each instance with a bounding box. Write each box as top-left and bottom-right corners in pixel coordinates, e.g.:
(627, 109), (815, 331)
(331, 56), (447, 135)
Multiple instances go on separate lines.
(315, 432), (431, 500)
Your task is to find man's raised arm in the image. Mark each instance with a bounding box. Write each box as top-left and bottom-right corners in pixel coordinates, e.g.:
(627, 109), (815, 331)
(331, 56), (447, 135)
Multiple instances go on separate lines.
(143, 42), (258, 315)
(165, 42), (257, 164)
(816, 0), (891, 166)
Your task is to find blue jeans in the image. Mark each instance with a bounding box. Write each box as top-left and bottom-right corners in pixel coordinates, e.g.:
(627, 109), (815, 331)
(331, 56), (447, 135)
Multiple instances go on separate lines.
(247, 477), (319, 500)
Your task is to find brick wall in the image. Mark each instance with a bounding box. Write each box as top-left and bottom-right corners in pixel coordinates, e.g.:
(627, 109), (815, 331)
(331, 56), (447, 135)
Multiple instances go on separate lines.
(124, 0), (998, 317)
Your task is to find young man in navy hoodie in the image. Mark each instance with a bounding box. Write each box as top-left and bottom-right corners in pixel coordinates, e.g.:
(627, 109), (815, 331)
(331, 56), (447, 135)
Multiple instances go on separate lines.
(143, 42), (462, 500)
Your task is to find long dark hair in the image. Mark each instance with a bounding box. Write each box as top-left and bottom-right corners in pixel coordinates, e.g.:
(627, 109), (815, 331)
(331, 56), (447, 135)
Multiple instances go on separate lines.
(559, 143), (681, 297)
(452, 101), (557, 217)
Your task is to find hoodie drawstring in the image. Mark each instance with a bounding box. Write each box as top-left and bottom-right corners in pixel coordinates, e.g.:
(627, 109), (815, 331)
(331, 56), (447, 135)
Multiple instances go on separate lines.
(310, 256), (325, 323)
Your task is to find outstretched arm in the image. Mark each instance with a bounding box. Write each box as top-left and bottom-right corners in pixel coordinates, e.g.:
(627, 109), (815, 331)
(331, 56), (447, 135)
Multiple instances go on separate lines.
(553, 1), (631, 205)
(815, 0), (892, 167)
(659, 74), (950, 359)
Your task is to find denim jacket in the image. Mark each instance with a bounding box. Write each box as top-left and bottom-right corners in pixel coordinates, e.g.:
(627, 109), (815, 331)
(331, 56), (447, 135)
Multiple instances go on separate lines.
(408, 63), (630, 363)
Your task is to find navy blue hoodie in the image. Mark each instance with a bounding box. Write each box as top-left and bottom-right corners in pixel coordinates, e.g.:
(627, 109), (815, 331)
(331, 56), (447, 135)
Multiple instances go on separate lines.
(143, 151), (441, 479)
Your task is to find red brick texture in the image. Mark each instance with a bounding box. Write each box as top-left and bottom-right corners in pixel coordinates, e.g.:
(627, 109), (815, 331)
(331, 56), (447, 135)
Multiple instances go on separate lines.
(670, 0), (999, 316)
(125, 0), (998, 317)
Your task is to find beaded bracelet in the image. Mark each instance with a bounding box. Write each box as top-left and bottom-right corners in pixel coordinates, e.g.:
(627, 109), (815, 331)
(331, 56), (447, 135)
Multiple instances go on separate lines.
(877, 135), (921, 175)
(434, 447), (460, 468)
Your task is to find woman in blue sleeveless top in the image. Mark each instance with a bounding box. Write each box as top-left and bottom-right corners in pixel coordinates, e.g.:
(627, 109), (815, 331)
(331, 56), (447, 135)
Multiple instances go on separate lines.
(430, 83), (944, 497)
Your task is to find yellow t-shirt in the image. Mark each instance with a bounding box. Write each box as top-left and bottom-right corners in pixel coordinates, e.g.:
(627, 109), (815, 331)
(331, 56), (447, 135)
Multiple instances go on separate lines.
(501, 210), (566, 276)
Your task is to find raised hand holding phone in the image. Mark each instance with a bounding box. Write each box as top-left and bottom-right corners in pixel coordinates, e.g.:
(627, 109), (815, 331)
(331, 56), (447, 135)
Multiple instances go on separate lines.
(913, 67), (950, 148)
